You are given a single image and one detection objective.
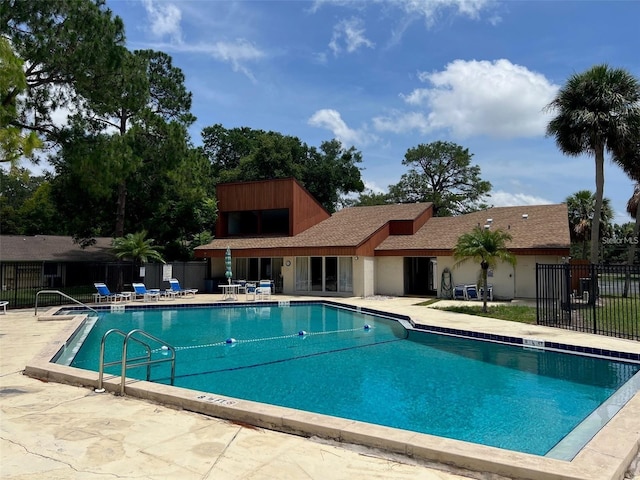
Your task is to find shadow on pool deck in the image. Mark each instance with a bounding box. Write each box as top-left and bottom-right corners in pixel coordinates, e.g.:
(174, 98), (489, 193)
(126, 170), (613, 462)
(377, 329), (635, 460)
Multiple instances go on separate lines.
(3, 294), (640, 480)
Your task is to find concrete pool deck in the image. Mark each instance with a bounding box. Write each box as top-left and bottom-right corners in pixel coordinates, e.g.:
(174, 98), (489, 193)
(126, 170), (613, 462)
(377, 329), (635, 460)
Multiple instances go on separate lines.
(2, 294), (640, 479)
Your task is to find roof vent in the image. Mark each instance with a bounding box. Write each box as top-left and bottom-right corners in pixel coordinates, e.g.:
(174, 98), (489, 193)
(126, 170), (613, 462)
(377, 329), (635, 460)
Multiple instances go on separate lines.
(522, 214), (528, 219)
(486, 218), (493, 223)
(483, 224), (491, 229)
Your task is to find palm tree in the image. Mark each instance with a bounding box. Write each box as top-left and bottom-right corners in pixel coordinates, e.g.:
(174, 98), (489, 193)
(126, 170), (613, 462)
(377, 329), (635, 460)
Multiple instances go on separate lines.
(546, 64), (640, 264)
(453, 226), (516, 313)
(112, 231), (165, 287)
(112, 230), (165, 264)
(565, 190), (614, 259)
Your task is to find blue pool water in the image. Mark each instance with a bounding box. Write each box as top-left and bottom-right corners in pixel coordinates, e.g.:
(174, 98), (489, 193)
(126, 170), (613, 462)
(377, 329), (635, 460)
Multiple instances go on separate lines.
(64, 303), (640, 457)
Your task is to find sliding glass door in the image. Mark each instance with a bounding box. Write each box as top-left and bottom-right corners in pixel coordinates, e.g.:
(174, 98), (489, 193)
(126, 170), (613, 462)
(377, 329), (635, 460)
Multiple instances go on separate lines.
(296, 256), (352, 293)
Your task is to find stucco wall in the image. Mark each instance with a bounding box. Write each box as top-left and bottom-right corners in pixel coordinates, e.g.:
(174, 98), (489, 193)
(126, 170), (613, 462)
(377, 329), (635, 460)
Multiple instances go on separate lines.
(375, 256), (404, 296)
(435, 254), (562, 300)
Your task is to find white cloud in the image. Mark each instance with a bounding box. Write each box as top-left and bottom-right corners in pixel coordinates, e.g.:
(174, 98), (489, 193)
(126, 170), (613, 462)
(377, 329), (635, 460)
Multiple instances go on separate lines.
(375, 59), (559, 139)
(142, 0), (183, 43)
(394, 0), (494, 26)
(329, 17), (374, 55)
(208, 39), (265, 81)
(488, 190), (554, 207)
(308, 109), (377, 146)
(372, 110), (429, 134)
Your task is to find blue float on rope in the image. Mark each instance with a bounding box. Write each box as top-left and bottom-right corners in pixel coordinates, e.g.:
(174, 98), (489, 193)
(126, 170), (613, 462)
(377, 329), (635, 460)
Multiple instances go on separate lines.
(364, 324), (371, 330)
(225, 338), (237, 344)
(298, 330), (307, 336)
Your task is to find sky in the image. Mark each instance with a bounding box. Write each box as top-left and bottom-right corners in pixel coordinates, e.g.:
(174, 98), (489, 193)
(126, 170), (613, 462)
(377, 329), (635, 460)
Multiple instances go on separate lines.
(36, 0), (640, 224)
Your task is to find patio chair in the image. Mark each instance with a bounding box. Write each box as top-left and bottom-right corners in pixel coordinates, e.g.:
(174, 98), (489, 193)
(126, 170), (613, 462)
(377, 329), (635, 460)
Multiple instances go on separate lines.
(256, 280), (272, 300)
(479, 284), (493, 301)
(453, 284), (467, 300)
(465, 284), (479, 301)
(94, 283), (131, 303)
(132, 283), (161, 302)
(245, 282), (256, 301)
(168, 278), (198, 297)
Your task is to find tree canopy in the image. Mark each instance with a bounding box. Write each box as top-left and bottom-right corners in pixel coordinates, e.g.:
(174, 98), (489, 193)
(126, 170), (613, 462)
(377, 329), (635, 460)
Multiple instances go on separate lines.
(201, 124), (364, 213)
(387, 141), (491, 216)
(0, 0), (126, 145)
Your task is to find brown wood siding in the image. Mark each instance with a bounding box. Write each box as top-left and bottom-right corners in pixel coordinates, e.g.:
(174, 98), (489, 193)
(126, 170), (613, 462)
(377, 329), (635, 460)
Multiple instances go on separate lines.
(217, 178), (294, 212)
(387, 206), (432, 235)
(388, 220), (414, 235)
(354, 224), (391, 257)
(216, 178), (329, 238)
(291, 181), (330, 235)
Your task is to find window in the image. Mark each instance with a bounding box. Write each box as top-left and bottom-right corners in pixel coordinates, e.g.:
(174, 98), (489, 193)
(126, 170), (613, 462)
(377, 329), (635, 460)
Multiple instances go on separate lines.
(228, 211), (258, 235)
(295, 257), (352, 293)
(261, 209), (289, 235)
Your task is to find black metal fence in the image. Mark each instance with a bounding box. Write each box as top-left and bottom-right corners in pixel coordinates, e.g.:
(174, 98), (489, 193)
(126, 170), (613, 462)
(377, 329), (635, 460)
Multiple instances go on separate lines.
(536, 263), (640, 340)
(0, 260), (208, 310)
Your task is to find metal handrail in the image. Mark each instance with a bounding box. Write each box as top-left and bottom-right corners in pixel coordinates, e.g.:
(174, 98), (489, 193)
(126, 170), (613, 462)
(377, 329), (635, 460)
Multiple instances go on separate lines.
(35, 290), (98, 316)
(95, 328), (176, 396)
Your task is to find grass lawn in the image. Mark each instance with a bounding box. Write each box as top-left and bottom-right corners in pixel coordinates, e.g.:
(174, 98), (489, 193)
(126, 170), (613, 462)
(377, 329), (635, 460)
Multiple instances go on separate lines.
(426, 299), (638, 340)
(431, 303), (538, 324)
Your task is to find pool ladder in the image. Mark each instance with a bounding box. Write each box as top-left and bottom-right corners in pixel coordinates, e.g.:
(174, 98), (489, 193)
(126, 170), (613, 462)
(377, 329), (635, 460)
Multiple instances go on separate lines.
(95, 328), (176, 396)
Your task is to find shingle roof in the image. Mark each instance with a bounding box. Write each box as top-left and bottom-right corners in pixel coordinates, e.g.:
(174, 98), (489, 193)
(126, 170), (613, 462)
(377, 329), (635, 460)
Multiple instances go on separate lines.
(196, 203), (569, 255)
(0, 235), (116, 262)
(376, 204), (570, 251)
(196, 203), (431, 251)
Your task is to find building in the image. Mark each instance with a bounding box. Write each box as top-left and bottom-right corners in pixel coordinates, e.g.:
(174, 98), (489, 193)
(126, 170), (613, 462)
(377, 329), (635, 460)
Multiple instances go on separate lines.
(0, 235), (115, 291)
(194, 178), (570, 299)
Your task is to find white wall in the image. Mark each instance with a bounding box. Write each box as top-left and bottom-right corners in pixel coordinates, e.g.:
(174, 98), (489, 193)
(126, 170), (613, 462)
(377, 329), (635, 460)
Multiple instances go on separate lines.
(435, 254), (563, 300)
(375, 257), (404, 296)
(515, 255), (563, 298)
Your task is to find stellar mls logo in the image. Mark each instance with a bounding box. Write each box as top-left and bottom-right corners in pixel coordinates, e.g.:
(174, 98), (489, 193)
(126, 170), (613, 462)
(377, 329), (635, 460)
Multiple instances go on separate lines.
(602, 236), (639, 245)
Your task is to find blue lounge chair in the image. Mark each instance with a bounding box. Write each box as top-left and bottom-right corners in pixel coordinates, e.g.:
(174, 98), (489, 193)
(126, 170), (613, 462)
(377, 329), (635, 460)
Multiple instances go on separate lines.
(465, 284), (479, 301)
(479, 284), (493, 301)
(453, 284), (467, 300)
(94, 283), (131, 303)
(132, 283), (161, 302)
(168, 278), (198, 297)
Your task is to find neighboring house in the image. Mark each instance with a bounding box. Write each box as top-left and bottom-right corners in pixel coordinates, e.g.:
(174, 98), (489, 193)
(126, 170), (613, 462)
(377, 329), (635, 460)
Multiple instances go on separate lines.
(0, 235), (115, 290)
(194, 178), (570, 299)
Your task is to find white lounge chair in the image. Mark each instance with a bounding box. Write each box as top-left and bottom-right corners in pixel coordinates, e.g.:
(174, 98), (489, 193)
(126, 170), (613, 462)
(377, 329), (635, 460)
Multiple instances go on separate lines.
(132, 283), (161, 302)
(168, 278), (198, 297)
(256, 280), (271, 300)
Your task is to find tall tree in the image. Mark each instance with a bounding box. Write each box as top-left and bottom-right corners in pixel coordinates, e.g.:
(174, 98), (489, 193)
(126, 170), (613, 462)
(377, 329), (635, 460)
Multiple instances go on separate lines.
(0, 0), (126, 144)
(387, 141), (491, 216)
(301, 139), (364, 213)
(200, 125), (364, 213)
(0, 38), (42, 164)
(56, 49), (196, 238)
(565, 190), (613, 260)
(453, 226), (516, 313)
(546, 65), (640, 263)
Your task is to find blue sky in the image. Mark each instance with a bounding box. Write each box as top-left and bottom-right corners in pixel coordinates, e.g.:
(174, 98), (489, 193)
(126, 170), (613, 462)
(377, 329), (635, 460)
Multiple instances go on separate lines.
(89, 1), (640, 223)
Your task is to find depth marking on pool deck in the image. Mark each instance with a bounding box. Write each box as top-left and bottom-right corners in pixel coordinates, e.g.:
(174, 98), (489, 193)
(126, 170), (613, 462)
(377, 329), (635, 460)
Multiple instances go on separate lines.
(196, 395), (238, 405)
(522, 338), (545, 350)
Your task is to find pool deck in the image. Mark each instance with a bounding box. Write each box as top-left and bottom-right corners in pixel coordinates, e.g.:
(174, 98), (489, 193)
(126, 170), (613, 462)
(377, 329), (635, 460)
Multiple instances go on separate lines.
(2, 294), (640, 480)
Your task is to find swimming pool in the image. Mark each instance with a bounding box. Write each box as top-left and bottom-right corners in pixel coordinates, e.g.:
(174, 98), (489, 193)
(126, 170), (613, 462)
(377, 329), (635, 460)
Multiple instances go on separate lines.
(55, 301), (640, 460)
